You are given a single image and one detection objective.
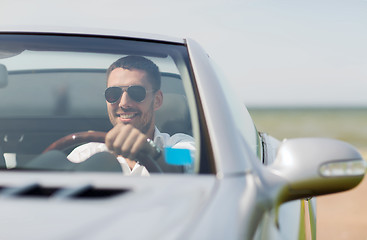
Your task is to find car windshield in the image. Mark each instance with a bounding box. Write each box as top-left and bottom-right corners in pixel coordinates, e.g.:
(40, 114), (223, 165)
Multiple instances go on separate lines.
(0, 34), (201, 174)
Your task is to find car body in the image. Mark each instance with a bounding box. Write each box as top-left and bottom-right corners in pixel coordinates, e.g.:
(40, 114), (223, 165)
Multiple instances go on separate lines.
(0, 26), (365, 239)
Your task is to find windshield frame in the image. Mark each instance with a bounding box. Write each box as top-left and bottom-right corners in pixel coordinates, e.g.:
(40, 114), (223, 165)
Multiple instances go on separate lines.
(0, 33), (212, 174)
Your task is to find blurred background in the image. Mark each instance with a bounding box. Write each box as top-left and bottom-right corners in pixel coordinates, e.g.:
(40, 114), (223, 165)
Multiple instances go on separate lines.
(249, 108), (367, 157)
(1, 0), (366, 238)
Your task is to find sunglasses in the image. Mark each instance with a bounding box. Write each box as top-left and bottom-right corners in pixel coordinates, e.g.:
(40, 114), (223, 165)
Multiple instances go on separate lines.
(105, 85), (154, 103)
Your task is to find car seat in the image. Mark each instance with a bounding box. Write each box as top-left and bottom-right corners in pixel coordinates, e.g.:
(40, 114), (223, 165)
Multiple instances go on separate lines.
(155, 93), (192, 136)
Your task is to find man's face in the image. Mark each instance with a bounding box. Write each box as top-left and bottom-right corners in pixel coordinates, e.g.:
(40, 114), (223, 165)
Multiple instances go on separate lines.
(106, 68), (162, 136)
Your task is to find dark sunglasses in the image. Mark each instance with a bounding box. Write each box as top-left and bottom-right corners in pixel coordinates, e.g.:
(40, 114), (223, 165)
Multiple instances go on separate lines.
(105, 86), (154, 103)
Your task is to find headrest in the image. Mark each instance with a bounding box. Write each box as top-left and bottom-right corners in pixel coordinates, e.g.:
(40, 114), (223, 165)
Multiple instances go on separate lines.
(155, 93), (192, 136)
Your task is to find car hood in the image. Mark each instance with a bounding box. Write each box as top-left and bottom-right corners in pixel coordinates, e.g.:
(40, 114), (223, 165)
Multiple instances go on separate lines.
(0, 172), (216, 240)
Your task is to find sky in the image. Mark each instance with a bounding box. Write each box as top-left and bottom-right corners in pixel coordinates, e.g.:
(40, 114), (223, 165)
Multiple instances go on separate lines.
(1, 0), (366, 107)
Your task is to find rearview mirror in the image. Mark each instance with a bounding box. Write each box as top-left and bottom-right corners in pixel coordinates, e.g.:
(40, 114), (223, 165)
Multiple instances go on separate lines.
(269, 138), (365, 203)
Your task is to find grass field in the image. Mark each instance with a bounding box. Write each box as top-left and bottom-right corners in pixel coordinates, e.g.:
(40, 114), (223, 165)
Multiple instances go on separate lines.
(248, 107), (367, 158)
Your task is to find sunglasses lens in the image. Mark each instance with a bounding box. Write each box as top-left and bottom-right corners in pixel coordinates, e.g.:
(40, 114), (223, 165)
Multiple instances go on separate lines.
(127, 85), (146, 102)
(105, 87), (122, 103)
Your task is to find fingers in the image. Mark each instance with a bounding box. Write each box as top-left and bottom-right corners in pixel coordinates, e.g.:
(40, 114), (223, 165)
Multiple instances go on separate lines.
(130, 134), (148, 159)
(105, 124), (148, 160)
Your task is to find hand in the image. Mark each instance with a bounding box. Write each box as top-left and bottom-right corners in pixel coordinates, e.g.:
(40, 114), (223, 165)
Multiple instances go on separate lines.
(105, 123), (149, 160)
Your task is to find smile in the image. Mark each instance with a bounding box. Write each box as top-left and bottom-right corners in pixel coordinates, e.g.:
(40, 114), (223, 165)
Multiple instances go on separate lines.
(116, 111), (140, 123)
(119, 113), (136, 119)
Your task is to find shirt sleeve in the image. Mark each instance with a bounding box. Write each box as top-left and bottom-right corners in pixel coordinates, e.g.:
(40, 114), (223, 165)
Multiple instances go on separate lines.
(67, 142), (108, 163)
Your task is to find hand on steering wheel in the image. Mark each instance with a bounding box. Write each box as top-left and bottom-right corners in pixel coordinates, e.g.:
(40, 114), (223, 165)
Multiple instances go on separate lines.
(43, 130), (164, 173)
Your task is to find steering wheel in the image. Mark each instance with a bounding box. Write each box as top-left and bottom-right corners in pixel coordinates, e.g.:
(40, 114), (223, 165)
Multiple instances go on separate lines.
(43, 131), (168, 173)
(43, 131), (106, 153)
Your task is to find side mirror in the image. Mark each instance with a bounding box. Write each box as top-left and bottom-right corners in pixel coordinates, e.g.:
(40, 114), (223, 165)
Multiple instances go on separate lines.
(269, 138), (365, 203)
(0, 64), (8, 88)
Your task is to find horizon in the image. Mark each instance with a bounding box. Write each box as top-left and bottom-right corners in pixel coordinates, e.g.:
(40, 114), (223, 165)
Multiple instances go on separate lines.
(247, 105), (367, 110)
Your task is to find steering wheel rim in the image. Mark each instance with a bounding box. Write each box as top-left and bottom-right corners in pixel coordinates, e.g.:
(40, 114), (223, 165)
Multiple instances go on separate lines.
(43, 131), (107, 153)
(43, 130), (164, 173)
(43, 131), (183, 174)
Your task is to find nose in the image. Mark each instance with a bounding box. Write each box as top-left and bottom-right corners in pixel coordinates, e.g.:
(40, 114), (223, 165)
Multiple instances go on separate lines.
(118, 90), (133, 108)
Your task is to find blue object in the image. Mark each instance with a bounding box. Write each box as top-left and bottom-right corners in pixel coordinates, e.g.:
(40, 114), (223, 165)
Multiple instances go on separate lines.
(164, 148), (193, 165)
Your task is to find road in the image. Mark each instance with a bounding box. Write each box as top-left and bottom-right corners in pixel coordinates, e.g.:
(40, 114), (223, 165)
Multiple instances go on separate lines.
(317, 173), (367, 239)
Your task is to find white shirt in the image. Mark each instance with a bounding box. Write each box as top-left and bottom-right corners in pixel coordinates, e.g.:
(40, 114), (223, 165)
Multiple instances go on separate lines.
(67, 127), (195, 176)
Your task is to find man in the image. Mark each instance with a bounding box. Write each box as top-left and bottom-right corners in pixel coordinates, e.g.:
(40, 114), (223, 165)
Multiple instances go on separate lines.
(68, 56), (195, 175)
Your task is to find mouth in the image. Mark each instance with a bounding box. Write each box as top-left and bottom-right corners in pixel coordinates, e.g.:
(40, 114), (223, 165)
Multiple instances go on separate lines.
(116, 112), (139, 123)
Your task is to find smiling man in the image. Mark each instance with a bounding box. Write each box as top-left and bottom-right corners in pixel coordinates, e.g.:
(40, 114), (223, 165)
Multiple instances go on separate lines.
(105, 56), (163, 160)
(68, 56), (195, 175)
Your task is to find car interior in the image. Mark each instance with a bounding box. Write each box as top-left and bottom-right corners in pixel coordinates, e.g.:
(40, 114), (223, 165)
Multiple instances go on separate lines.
(0, 68), (191, 169)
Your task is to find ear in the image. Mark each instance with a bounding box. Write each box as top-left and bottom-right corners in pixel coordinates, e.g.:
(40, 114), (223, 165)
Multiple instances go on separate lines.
(153, 90), (163, 111)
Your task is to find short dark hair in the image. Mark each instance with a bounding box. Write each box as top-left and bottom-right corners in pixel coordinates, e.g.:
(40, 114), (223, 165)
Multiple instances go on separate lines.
(106, 56), (161, 91)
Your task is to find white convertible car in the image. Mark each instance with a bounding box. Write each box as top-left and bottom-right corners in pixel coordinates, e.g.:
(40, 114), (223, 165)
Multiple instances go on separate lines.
(0, 26), (365, 239)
